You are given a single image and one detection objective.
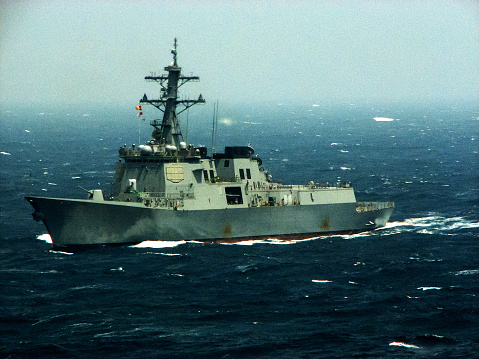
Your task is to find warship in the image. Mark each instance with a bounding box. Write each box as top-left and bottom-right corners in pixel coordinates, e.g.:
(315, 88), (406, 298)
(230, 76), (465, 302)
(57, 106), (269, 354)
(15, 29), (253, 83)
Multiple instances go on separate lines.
(26, 39), (394, 247)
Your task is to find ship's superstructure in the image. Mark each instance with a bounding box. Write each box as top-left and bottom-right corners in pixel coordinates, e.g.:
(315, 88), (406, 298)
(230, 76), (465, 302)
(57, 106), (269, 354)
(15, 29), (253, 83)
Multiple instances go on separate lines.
(26, 39), (394, 247)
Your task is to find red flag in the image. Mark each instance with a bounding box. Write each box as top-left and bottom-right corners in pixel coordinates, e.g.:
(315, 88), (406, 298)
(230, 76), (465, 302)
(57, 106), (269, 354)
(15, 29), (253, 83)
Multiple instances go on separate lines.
(137, 112), (143, 117)
(135, 106), (142, 110)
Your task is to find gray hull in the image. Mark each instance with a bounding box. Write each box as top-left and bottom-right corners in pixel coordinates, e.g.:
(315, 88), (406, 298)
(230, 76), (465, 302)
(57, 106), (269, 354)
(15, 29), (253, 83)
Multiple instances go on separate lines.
(26, 196), (394, 247)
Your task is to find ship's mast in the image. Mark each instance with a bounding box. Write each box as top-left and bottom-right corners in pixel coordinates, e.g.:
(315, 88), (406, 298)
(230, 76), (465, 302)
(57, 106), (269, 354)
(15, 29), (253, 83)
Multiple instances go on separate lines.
(140, 38), (205, 148)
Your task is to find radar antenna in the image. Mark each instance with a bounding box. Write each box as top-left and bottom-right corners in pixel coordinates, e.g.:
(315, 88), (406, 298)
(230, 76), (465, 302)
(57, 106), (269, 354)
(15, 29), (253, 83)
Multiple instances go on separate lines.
(171, 38), (177, 66)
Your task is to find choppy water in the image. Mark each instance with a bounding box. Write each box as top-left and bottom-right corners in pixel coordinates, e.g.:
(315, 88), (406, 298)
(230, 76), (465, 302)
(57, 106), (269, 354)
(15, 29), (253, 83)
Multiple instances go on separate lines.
(1, 103), (478, 358)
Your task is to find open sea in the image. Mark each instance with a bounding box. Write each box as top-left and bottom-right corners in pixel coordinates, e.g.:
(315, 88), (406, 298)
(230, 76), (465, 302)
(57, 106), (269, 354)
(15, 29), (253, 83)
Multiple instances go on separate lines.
(1, 102), (478, 358)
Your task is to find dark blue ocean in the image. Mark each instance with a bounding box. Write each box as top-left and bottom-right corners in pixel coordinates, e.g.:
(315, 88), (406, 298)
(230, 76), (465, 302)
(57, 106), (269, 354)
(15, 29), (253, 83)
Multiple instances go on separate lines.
(1, 102), (478, 358)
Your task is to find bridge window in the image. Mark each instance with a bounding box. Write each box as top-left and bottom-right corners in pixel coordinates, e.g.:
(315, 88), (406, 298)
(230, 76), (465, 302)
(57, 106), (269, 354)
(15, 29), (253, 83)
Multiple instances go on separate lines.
(246, 168), (251, 179)
(239, 169), (245, 180)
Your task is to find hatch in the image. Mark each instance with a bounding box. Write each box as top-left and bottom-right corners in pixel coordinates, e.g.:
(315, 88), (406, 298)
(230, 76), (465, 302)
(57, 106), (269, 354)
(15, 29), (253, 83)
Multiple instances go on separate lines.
(225, 186), (243, 205)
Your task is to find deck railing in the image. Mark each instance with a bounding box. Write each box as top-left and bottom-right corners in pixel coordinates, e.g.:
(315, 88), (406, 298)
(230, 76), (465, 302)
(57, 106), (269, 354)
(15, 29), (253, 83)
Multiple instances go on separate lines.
(139, 191), (194, 200)
(356, 201), (395, 212)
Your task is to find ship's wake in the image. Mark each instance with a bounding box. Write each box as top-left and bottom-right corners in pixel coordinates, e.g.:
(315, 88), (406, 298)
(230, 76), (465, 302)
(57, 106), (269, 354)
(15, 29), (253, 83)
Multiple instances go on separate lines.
(131, 240), (190, 248)
(219, 216), (479, 244)
(372, 216), (479, 236)
(326, 215), (479, 240)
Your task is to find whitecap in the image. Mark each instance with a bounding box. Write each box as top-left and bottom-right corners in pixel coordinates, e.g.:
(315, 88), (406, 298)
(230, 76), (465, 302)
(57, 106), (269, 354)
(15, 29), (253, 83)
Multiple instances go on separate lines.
(417, 286), (442, 291)
(50, 250), (73, 255)
(374, 117), (395, 122)
(455, 269), (479, 276)
(144, 251), (182, 256)
(389, 342), (420, 349)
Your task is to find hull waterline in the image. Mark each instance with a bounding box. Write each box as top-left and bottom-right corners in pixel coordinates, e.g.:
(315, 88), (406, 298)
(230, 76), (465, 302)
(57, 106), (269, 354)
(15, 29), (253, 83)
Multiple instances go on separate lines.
(26, 196), (394, 247)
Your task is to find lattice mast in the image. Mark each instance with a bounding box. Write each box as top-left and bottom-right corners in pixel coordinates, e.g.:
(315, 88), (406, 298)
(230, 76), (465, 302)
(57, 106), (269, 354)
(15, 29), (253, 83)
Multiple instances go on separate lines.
(140, 38), (205, 147)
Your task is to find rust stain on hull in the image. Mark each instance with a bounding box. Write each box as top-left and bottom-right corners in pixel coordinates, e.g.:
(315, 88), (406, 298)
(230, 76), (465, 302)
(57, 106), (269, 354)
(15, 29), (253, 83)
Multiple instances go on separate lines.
(223, 223), (232, 238)
(320, 218), (330, 231)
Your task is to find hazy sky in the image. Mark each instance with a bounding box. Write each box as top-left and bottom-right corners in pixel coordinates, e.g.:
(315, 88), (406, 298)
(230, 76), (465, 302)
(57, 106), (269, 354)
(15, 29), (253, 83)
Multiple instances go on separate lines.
(1, 0), (478, 107)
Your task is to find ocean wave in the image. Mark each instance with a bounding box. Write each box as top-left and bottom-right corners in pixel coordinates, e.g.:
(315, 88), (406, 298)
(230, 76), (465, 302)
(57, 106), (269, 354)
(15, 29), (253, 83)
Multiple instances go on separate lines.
(49, 250), (74, 255)
(389, 341), (420, 349)
(454, 269), (479, 276)
(417, 286), (442, 291)
(144, 252), (182, 256)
